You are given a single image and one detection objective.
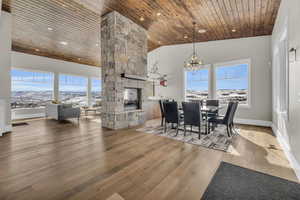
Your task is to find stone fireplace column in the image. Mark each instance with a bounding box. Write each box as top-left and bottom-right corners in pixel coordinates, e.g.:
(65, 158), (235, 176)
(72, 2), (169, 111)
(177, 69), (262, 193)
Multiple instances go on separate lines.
(101, 11), (148, 129)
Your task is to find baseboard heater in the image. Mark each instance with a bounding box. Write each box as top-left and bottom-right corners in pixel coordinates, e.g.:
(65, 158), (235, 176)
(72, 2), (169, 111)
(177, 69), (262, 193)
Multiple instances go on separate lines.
(121, 73), (147, 81)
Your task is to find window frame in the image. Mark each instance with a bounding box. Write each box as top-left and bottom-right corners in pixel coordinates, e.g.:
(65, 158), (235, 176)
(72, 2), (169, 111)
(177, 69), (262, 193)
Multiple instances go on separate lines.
(58, 73), (89, 106)
(90, 77), (102, 107)
(184, 64), (212, 101)
(213, 58), (251, 108)
(11, 68), (55, 108)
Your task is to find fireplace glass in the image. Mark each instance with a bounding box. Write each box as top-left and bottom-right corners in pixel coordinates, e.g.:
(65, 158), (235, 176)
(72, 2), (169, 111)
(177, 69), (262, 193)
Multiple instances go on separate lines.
(124, 88), (141, 111)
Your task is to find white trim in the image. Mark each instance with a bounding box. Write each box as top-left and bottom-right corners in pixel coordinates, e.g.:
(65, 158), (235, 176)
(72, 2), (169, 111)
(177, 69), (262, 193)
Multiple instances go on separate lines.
(184, 64), (211, 101)
(213, 58), (251, 107)
(272, 124), (300, 181)
(234, 118), (272, 127)
(12, 113), (45, 120)
(0, 125), (12, 136)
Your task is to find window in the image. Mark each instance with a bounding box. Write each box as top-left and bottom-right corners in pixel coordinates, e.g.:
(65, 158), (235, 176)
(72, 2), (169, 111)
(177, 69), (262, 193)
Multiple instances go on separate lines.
(215, 61), (249, 105)
(59, 74), (88, 107)
(91, 78), (102, 107)
(11, 69), (53, 109)
(185, 68), (209, 101)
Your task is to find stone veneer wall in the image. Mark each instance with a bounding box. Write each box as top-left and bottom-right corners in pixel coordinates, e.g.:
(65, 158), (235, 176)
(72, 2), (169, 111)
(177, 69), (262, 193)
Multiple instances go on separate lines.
(101, 11), (148, 129)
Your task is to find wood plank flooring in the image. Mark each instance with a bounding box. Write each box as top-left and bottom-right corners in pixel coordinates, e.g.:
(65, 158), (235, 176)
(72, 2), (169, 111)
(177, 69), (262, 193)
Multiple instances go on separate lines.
(0, 117), (298, 200)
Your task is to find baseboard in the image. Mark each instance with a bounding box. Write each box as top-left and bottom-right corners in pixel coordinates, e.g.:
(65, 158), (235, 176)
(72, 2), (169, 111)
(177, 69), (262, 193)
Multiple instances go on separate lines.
(272, 124), (300, 181)
(12, 113), (45, 120)
(234, 118), (272, 127)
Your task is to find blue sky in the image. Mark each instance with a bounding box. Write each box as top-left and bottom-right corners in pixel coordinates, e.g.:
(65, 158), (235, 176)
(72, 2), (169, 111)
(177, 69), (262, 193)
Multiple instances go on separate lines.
(186, 64), (248, 91)
(11, 69), (101, 92)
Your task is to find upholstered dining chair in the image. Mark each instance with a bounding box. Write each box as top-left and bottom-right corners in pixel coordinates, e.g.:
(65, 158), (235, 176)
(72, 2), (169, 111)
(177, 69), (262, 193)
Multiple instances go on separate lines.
(229, 102), (239, 135)
(208, 101), (234, 137)
(159, 100), (165, 127)
(163, 101), (182, 135)
(206, 99), (219, 116)
(182, 102), (204, 139)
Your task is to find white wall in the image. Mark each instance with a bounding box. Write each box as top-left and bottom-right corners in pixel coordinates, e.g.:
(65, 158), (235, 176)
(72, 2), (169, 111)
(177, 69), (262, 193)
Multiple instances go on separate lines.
(0, 1), (2, 15)
(272, 0), (300, 179)
(0, 11), (12, 133)
(12, 52), (100, 78)
(148, 36), (272, 123)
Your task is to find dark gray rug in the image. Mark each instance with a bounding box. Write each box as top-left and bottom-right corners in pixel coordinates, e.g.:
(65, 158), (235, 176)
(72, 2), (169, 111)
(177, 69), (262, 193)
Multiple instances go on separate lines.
(136, 124), (238, 152)
(202, 162), (300, 200)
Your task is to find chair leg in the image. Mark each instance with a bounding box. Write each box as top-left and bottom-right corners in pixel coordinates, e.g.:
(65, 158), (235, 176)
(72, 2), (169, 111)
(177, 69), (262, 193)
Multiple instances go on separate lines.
(175, 123), (179, 136)
(164, 122), (167, 133)
(161, 117), (164, 127)
(190, 125), (192, 133)
(226, 125), (231, 137)
(198, 126), (201, 139)
(184, 124), (186, 136)
(229, 124), (233, 135)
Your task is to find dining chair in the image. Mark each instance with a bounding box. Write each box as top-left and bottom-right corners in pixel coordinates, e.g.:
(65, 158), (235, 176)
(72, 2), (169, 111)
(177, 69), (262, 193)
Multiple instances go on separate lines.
(206, 99), (219, 116)
(208, 101), (234, 137)
(229, 102), (239, 134)
(182, 102), (204, 139)
(163, 101), (182, 135)
(206, 99), (220, 129)
(206, 99), (219, 107)
(159, 100), (165, 127)
(189, 99), (203, 106)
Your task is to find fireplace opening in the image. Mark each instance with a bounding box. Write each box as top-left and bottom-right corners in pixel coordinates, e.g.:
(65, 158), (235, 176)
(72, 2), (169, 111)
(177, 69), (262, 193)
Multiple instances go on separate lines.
(124, 88), (141, 111)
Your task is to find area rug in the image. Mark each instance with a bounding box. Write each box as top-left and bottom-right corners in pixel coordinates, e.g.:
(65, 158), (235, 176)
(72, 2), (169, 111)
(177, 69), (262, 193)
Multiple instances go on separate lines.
(136, 124), (238, 152)
(201, 162), (300, 200)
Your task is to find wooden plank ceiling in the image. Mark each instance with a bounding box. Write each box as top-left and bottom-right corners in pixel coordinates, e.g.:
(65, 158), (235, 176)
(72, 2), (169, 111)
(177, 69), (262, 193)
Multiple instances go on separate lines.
(2, 0), (281, 67)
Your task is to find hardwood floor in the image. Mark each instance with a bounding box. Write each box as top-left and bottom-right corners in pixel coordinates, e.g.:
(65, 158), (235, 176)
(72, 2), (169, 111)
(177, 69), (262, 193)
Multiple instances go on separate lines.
(0, 117), (298, 200)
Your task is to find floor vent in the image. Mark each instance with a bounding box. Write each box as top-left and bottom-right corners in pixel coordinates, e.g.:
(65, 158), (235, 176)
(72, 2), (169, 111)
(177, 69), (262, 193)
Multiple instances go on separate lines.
(12, 122), (29, 127)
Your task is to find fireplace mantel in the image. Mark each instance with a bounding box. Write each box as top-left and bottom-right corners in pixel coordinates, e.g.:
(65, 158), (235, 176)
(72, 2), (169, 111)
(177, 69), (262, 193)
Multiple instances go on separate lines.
(120, 73), (147, 81)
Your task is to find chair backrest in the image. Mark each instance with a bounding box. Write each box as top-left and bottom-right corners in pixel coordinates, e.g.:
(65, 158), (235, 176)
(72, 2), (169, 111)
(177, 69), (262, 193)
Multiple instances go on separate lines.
(189, 99), (203, 106)
(229, 102), (239, 124)
(223, 101), (234, 124)
(159, 100), (164, 117)
(182, 102), (202, 126)
(206, 99), (219, 107)
(163, 101), (179, 123)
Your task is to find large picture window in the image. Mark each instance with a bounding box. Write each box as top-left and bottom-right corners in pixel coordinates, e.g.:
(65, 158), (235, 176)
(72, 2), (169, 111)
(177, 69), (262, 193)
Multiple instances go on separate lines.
(215, 61), (249, 105)
(185, 68), (209, 101)
(59, 74), (88, 107)
(91, 78), (102, 107)
(11, 69), (53, 109)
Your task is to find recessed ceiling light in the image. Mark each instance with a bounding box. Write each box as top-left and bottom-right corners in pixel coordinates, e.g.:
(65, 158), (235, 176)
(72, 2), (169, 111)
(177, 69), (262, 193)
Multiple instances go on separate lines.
(232, 29), (237, 32)
(184, 35), (188, 39)
(140, 17), (145, 21)
(157, 12), (162, 17)
(198, 29), (206, 33)
(60, 41), (68, 45)
(47, 27), (53, 31)
(96, 43), (99, 47)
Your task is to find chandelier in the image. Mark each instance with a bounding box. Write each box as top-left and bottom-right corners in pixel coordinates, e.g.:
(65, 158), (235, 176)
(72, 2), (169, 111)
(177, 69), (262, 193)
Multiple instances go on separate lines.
(184, 22), (203, 71)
